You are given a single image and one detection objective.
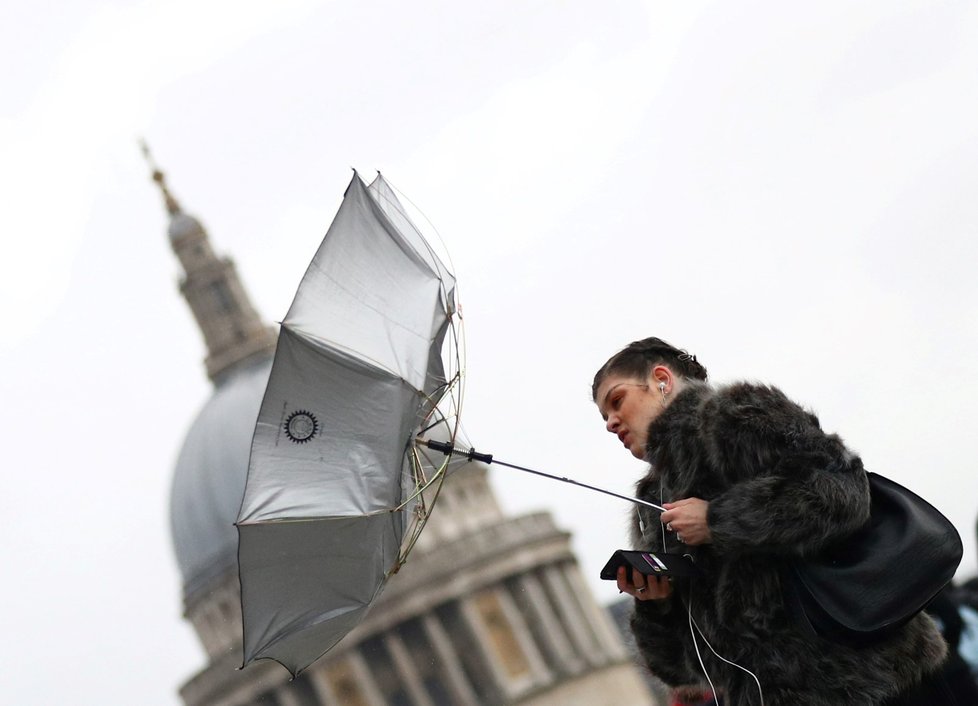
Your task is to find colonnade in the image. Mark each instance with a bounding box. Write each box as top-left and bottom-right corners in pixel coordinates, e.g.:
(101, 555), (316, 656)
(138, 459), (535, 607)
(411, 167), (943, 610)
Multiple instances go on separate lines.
(244, 560), (629, 706)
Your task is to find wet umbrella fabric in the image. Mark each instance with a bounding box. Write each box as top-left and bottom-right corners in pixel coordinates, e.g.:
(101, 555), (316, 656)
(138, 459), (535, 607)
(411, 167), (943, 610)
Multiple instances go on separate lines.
(236, 173), (459, 676)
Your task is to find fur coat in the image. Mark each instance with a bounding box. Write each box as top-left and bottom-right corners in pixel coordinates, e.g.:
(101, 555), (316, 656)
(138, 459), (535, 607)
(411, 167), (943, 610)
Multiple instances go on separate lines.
(629, 381), (946, 706)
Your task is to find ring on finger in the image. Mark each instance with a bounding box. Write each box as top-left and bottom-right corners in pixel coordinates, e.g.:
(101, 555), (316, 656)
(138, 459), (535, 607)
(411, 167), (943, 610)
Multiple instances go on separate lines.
(677, 533), (685, 543)
(636, 586), (647, 594)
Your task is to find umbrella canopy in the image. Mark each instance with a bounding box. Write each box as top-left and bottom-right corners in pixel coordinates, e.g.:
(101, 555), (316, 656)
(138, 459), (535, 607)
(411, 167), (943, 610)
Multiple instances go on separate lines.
(236, 172), (463, 676)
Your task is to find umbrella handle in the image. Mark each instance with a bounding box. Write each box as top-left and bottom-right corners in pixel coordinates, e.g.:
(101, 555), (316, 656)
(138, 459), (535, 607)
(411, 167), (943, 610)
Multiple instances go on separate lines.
(421, 438), (493, 463)
(416, 437), (665, 512)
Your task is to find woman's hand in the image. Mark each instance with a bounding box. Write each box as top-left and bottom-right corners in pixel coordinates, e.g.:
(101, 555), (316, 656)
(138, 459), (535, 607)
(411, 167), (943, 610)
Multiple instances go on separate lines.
(617, 565), (672, 601)
(661, 498), (712, 546)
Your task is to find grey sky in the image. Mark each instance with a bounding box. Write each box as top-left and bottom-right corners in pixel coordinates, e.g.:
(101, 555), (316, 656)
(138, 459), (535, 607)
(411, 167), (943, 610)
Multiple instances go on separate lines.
(3, 0), (978, 702)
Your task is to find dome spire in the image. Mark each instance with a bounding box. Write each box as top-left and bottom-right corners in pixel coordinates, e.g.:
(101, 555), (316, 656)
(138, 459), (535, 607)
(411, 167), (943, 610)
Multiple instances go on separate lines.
(140, 139), (181, 215)
(141, 141), (277, 384)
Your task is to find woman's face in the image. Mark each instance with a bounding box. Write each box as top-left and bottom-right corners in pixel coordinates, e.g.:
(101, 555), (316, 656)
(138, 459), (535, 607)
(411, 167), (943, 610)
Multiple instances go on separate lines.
(595, 373), (664, 460)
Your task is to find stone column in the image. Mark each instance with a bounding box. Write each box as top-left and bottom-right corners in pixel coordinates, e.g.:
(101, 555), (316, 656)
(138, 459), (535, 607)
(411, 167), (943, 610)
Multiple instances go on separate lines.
(274, 686), (304, 706)
(513, 573), (586, 675)
(384, 632), (435, 706)
(561, 562), (629, 660)
(347, 651), (387, 706)
(421, 613), (478, 706)
(540, 565), (604, 666)
(458, 593), (523, 700)
(308, 650), (385, 706)
(494, 584), (552, 686)
(459, 587), (551, 701)
(305, 667), (337, 706)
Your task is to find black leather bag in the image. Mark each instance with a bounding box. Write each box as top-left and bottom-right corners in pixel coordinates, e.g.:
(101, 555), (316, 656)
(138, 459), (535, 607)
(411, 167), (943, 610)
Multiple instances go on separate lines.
(786, 472), (962, 645)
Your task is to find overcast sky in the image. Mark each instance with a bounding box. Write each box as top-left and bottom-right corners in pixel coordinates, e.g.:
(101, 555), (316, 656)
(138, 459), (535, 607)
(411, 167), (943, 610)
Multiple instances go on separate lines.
(3, 0), (978, 702)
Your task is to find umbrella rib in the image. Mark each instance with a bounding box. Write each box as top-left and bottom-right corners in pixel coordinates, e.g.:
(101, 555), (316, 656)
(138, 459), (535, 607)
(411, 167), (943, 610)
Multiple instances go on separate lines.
(393, 446), (451, 569)
(369, 174), (456, 289)
(395, 445), (450, 511)
(284, 327), (425, 392)
(237, 512), (403, 526)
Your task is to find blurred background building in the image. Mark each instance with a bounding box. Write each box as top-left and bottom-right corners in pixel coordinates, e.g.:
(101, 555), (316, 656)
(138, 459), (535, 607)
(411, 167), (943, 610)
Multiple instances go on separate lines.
(148, 158), (663, 706)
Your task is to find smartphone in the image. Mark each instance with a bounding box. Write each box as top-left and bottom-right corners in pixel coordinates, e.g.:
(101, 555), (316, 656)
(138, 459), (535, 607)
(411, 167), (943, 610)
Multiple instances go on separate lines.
(600, 549), (701, 580)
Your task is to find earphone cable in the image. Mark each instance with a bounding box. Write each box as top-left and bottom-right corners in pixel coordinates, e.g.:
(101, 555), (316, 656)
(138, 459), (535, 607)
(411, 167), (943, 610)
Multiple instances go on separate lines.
(686, 585), (765, 706)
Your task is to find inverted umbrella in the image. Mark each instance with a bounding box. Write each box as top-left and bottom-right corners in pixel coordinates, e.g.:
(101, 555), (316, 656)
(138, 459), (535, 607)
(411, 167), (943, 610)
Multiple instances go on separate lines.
(236, 172), (465, 676)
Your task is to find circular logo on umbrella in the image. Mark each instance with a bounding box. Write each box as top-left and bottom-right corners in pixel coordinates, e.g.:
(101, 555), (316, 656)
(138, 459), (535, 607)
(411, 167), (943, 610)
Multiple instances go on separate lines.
(284, 410), (319, 443)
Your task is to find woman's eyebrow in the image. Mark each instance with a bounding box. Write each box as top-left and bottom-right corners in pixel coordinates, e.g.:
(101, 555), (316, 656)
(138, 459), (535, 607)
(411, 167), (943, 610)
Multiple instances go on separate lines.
(601, 383), (625, 409)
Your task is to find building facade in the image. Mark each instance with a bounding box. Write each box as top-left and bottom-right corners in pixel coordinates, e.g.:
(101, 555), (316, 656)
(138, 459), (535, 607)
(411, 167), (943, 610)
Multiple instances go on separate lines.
(147, 157), (659, 706)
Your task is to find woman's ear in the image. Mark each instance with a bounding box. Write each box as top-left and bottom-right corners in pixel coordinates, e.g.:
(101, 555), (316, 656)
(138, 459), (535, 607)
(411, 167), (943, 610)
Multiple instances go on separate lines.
(650, 365), (677, 395)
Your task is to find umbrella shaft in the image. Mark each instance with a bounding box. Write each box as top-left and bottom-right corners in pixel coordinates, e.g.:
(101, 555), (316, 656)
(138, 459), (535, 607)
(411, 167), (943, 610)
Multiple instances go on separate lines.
(419, 438), (665, 512)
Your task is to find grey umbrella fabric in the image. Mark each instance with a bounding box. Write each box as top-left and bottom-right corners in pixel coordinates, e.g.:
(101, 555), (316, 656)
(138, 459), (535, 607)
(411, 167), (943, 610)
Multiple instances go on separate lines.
(236, 172), (461, 676)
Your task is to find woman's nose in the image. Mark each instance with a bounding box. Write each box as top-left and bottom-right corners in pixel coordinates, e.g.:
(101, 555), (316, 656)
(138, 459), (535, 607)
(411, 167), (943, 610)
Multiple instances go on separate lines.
(605, 416), (618, 433)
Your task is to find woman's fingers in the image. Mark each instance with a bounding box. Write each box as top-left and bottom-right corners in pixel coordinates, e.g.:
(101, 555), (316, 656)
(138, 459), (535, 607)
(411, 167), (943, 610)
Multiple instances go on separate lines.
(660, 497), (712, 545)
(616, 566), (631, 594)
(616, 566), (671, 600)
(643, 576), (672, 599)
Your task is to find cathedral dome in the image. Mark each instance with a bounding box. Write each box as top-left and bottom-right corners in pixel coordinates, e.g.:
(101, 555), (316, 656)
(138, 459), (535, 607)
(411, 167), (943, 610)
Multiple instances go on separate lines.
(170, 356), (272, 599)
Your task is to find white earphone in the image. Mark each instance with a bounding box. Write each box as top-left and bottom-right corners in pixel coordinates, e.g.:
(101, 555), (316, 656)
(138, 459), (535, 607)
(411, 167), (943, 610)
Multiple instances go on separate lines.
(658, 382), (667, 392)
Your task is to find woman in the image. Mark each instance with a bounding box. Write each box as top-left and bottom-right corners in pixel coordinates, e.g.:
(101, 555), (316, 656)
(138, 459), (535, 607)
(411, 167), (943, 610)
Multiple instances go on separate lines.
(593, 337), (950, 705)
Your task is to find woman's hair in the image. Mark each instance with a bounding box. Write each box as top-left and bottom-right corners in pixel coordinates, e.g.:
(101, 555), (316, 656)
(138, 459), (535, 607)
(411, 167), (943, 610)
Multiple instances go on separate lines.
(591, 337), (708, 401)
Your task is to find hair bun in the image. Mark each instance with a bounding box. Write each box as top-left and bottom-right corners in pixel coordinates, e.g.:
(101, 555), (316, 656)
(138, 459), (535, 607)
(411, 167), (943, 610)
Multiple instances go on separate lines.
(592, 336), (708, 400)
